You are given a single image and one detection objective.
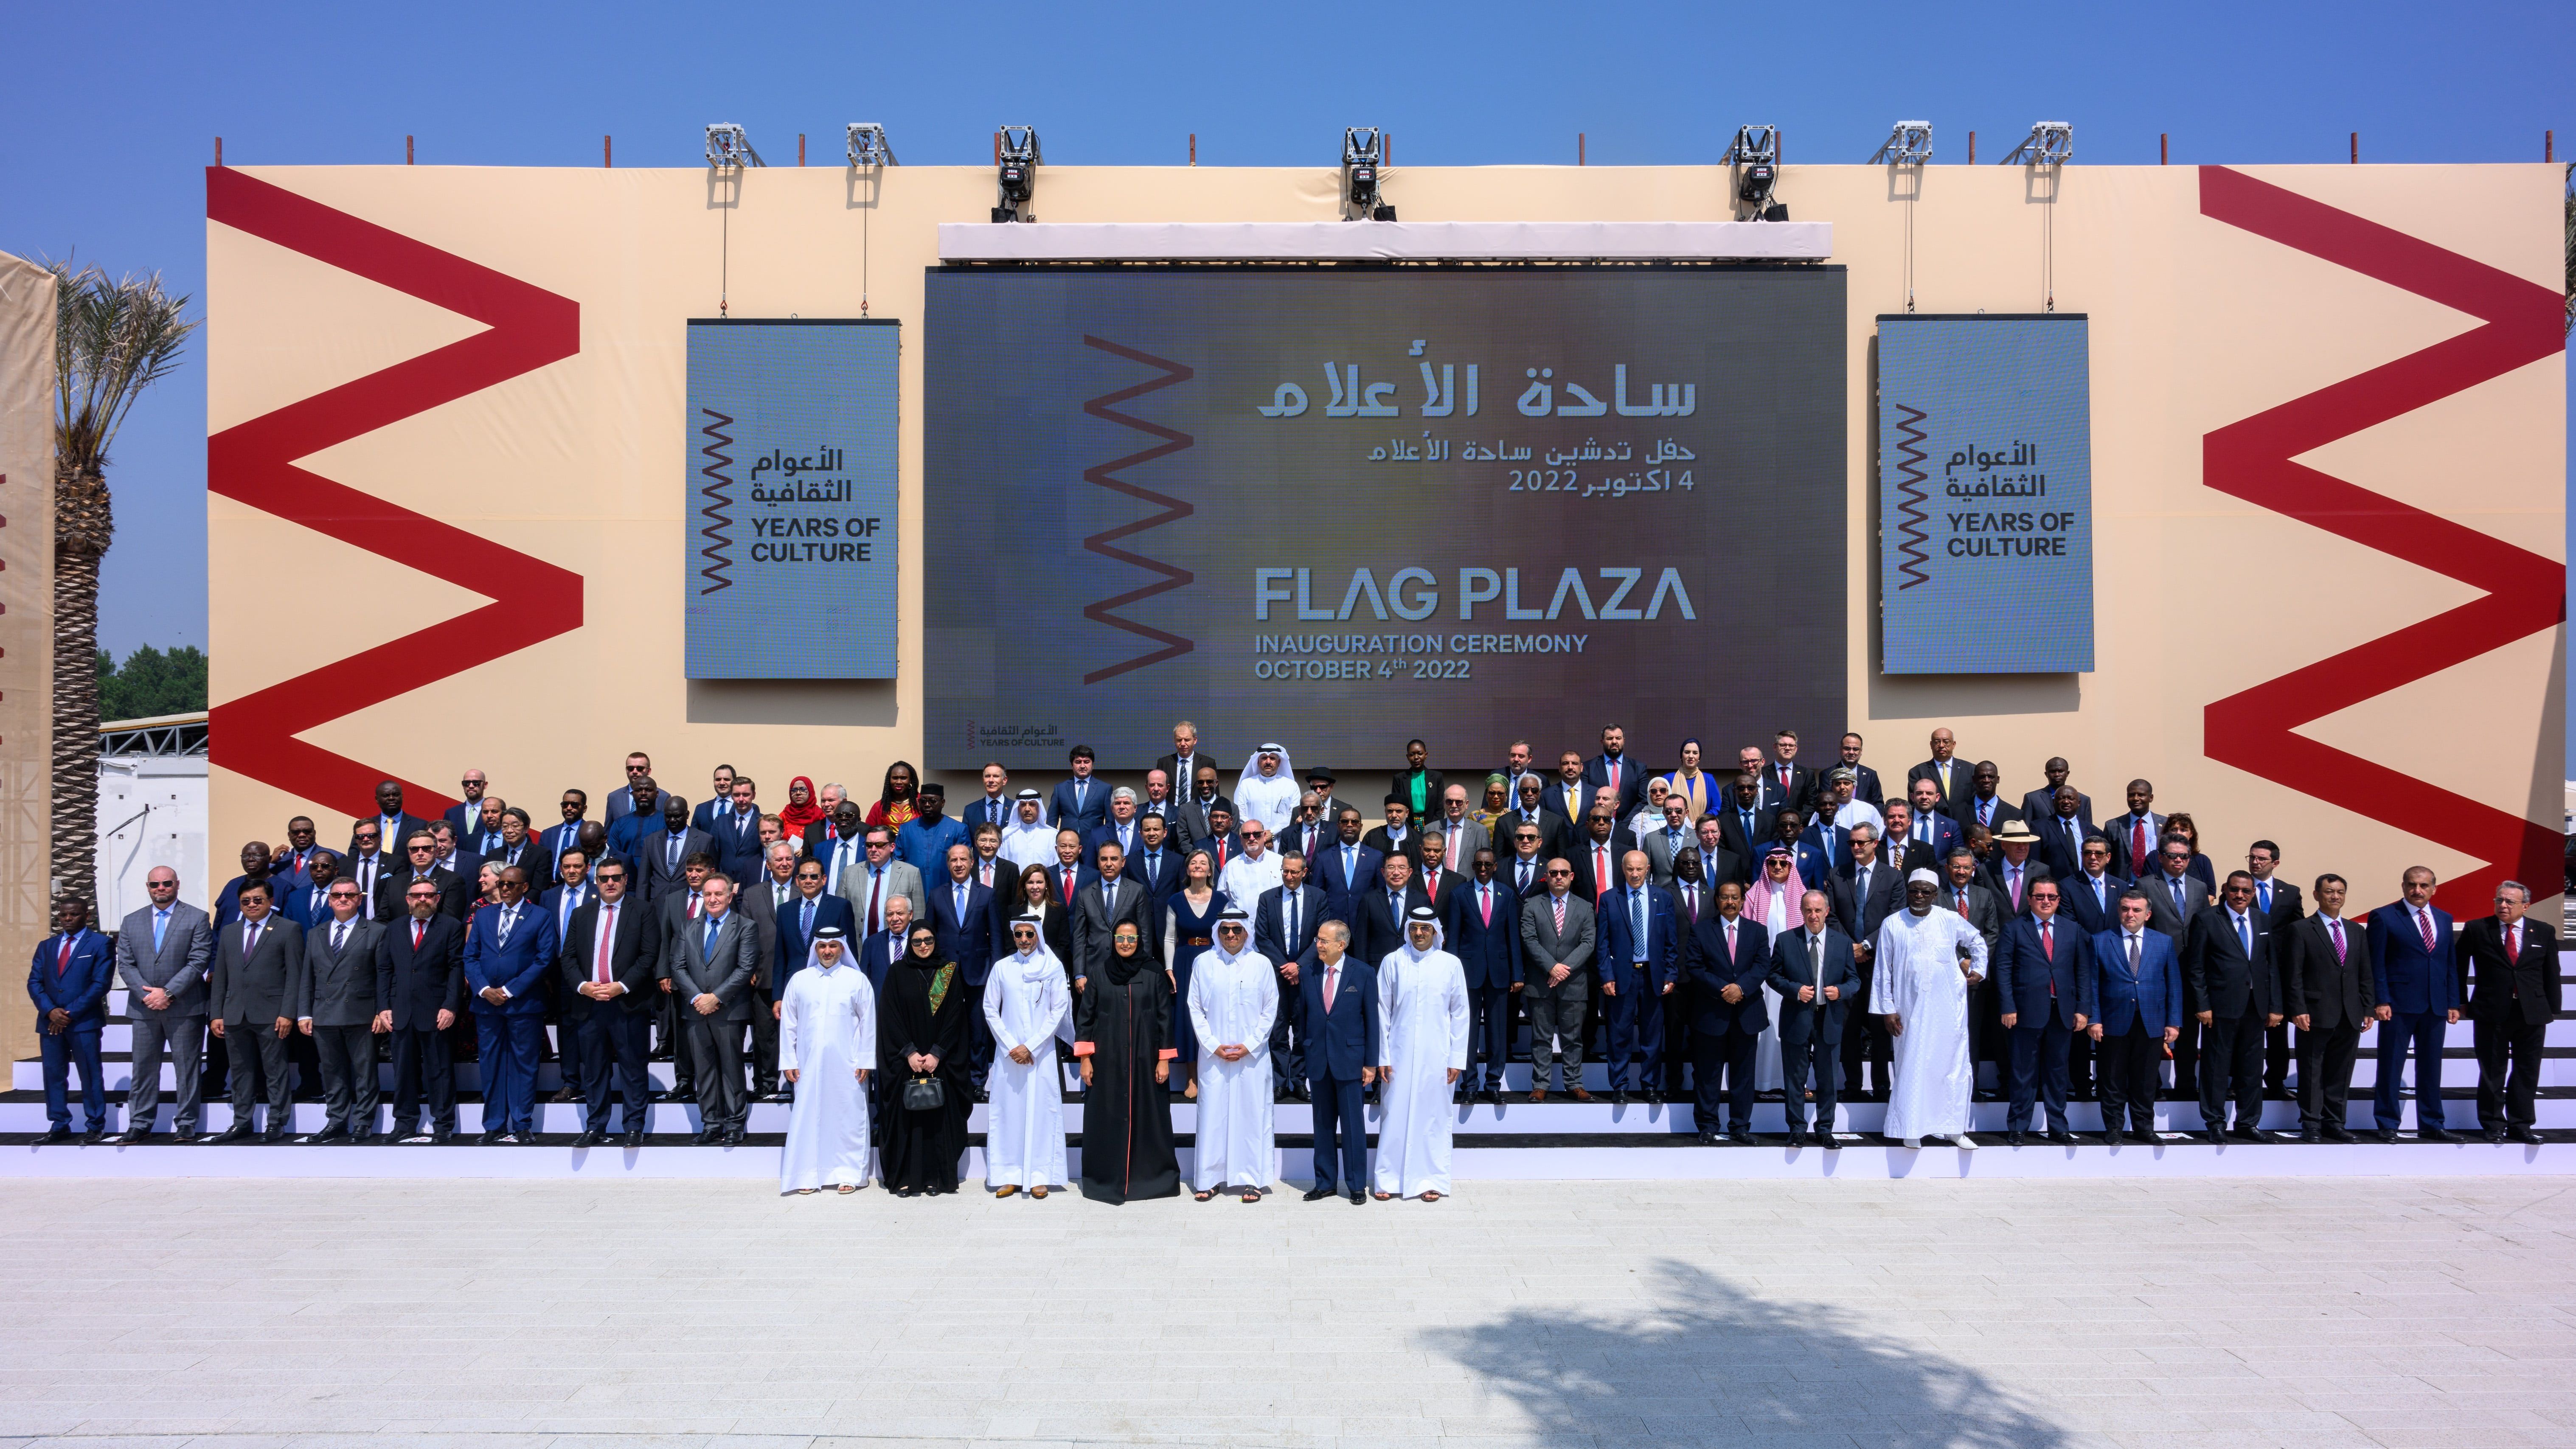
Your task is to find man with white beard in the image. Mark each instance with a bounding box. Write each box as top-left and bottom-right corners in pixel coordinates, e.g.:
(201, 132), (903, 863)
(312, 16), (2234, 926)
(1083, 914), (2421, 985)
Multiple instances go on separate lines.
(1372, 907), (1470, 1202)
(982, 919), (1071, 1198)
(1187, 909), (1279, 1202)
(1872, 868), (1989, 1150)
(776, 928), (874, 1195)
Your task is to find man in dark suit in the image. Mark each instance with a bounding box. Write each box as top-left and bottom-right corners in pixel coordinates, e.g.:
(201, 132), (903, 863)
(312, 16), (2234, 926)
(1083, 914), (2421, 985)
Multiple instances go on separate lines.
(2279, 873), (2373, 1143)
(639, 795), (717, 903)
(352, 779), (431, 865)
(2089, 890), (2182, 1146)
(538, 790), (591, 885)
(2031, 787), (2093, 882)
(463, 866), (560, 1144)
(277, 849), (342, 929)
(1799, 813), (1853, 883)
(1298, 920), (1380, 1203)
(340, 825), (396, 923)
(1992, 879), (2091, 1145)
(2014, 759), (2090, 829)
(688, 765), (737, 834)
(1567, 808), (1637, 910)
(1832, 732), (1885, 809)
(1520, 860), (1596, 1101)
(1311, 808), (1385, 928)
(1449, 848), (1520, 1103)
(1503, 773), (1571, 865)
(1126, 815), (1181, 918)
(1896, 780), (1964, 863)
(484, 808), (545, 880)
(559, 858), (660, 1148)
(2183, 872), (2281, 1143)
(206, 882), (303, 1142)
(1415, 834), (1469, 925)
(602, 751), (656, 824)
(1180, 764), (1235, 848)
(2101, 781), (2169, 882)
(1687, 818), (1744, 902)
(2055, 837), (2128, 936)
(2367, 866), (2460, 1142)
(1947, 761), (2020, 836)
(1832, 823), (1905, 1100)
(962, 763), (1017, 838)
(1584, 724), (1646, 817)
(605, 775), (674, 873)
(1714, 775), (1771, 884)
(2460, 879), (2556, 1144)
(735, 843), (797, 1100)
(1874, 803), (1936, 880)
(1048, 745), (1111, 834)
(375, 831), (465, 922)
(376, 877), (464, 1142)
(1360, 796), (1424, 868)
(1684, 881), (1770, 1142)
(2138, 834), (2211, 1096)
(1760, 729), (1813, 819)
(705, 778), (767, 887)
(1597, 850), (1678, 1106)
(293, 880), (382, 1142)
(1767, 887), (1858, 1146)
(771, 851), (860, 1082)
(1980, 822), (2053, 916)
(1257, 853), (1326, 1097)
(1904, 728), (1966, 812)
(666, 873), (760, 1145)
(1355, 854), (1433, 968)
(2243, 840), (2306, 1094)
(1935, 847), (2008, 1076)
(1153, 723), (1213, 817)
(1073, 842), (1154, 994)
(28, 897), (115, 1143)
(1281, 791), (1336, 863)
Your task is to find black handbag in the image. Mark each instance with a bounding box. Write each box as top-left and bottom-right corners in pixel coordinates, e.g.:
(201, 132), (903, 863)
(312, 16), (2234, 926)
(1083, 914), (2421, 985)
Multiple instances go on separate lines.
(902, 1075), (945, 1112)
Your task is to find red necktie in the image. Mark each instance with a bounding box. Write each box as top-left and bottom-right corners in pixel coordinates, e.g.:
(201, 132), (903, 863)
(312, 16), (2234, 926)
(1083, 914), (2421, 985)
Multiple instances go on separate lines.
(1594, 846), (1610, 905)
(1480, 887), (1492, 927)
(56, 936), (72, 976)
(689, 892), (702, 919)
(412, 919), (425, 949)
(870, 872), (886, 932)
(595, 905), (617, 983)
(2131, 819), (2147, 868)
(1955, 887), (1969, 914)
(2505, 924), (2519, 963)
(2417, 908), (2435, 952)
(1553, 896), (1566, 935)
(1062, 872), (1076, 908)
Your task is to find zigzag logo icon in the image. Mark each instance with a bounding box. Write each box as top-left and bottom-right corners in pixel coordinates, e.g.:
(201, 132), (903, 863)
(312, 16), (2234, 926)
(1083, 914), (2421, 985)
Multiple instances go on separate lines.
(1887, 402), (1933, 590)
(697, 407), (738, 594)
(207, 168), (584, 819)
(2197, 165), (2564, 912)
(1078, 336), (1197, 684)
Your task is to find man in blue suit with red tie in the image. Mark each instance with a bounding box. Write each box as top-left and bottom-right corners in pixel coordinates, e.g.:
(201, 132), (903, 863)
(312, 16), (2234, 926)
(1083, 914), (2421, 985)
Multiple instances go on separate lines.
(1684, 881), (1770, 1143)
(1448, 847), (1521, 1102)
(2367, 865), (2461, 1142)
(463, 865), (560, 1143)
(29, 898), (115, 1142)
(1598, 849), (1678, 1105)
(1298, 920), (1381, 1204)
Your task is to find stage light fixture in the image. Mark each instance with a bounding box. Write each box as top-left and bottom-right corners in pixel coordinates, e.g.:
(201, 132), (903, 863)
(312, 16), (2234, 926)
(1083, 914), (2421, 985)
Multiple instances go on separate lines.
(1724, 125), (1785, 219)
(846, 123), (895, 167)
(993, 126), (1041, 222)
(2002, 121), (2074, 166)
(1871, 121), (1934, 166)
(1342, 128), (1396, 221)
(704, 124), (764, 168)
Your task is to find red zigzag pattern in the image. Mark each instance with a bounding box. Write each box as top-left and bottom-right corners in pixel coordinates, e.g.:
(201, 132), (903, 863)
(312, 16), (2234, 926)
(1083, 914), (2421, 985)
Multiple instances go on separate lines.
(2197, 166), (2564, 913)
(206, 168), (584, 820)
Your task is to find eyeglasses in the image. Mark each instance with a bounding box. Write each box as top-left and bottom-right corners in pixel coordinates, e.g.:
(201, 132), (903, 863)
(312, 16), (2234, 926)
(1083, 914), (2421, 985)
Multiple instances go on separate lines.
(1546, 868), (1572, 878)
(328, 889), (360, 899)
(596, 872), (626, 883)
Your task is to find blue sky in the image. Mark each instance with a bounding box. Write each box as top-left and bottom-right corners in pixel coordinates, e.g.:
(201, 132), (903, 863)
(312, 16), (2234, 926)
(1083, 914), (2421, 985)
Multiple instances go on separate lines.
(2, 0), (2565, 745)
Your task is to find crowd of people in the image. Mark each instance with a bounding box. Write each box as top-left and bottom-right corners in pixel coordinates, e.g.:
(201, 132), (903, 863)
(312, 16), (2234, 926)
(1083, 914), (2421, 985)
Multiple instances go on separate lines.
(28, 723), (2560, 1201)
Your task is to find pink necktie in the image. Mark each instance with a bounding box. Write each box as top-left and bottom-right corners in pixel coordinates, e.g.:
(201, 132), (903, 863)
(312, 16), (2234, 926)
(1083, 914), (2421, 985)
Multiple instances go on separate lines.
(594, 905), (616, 983)
(1324, 964), (1338, 1012)
(2418, 909), (2435, 952)
(2330, 918), (2345, 961)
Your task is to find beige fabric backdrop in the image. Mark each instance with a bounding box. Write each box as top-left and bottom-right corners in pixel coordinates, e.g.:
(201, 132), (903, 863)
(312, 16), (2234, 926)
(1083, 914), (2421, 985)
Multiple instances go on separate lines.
(203, 161), (2565, 917)
(0, 252), (59, 1071)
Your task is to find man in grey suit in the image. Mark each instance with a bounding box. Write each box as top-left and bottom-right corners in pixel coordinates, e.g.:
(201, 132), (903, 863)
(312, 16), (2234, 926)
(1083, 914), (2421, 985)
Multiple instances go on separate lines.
(206, 881), (306, 1142)
(1518, 857), (1597, 1102)
(1426, 783), (1490, 882)
(666, 873), (760, 1145)
(1637, 795), (1697, 888)
(835, 826), (927, 939)
(111, 866), (214, 1141)
(294, 877), (383, 1142)
(1072, 842), (1154, 991)
(1937, 846), (2008, 1078)
(640, 794), (717, 902)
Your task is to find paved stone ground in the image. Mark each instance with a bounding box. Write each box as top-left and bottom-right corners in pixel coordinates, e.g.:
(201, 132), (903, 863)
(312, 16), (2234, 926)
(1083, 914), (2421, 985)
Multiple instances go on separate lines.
(1, 1175), (2571, 1448)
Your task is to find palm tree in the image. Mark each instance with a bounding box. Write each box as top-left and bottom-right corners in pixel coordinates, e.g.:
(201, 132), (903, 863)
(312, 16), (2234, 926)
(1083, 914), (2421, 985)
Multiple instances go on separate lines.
(48, 262), (194, 912)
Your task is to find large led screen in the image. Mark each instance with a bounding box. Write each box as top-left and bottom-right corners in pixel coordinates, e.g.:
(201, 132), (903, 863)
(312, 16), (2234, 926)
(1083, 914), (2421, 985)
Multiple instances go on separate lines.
(1876, 314), (2093, 674)
(924, 267), (1846, 769)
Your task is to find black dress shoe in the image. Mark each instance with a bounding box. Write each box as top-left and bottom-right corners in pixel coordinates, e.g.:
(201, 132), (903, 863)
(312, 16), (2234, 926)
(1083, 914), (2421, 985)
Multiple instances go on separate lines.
(81, 1126), (107, 1144)
(692, 1127), (719, 1145)
(621, 1129), (646, 1149)
(1728, 1129), (1756, 1146)
(348, 1132), (375, 1145)
(40, 1123), (71, 1143)
(2102, 1129), (2125, 1148)
(479, 1127), (505, 1145)
(2048, 1129), (2077, 1146)
(2374, 1128), (2399, 1143)
(724, 1127), (746, 1146)
(2483, 1128), (2508, 1143)
(1695, 1130), (1717, 1146)
(1609, 1090), (1629, 1106)
(2422, 1126), (2460, 1143)
(261, 1129), (291, 1143)
(2231, 1126), (2264, 1143)
(207, 1123), (253, 1143)
(2205, 1129), (2228, 1146)
(2006, 1129), (2027, 1147)
(573, 1129), (604, 1149)
(2323, 1124), (2357, 1143)
(1346, 1189), (1366, 1205)
(309, 1125), (351, 1144)
(1782, 1128), (1807, 1148)
(1302, 1185), (1337, 1202)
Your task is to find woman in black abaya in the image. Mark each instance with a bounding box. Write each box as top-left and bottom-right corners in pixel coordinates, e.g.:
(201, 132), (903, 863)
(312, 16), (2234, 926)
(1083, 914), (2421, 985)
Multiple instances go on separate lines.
(877, 922), (971, 1195)
(1073, 921), (1180, 1204)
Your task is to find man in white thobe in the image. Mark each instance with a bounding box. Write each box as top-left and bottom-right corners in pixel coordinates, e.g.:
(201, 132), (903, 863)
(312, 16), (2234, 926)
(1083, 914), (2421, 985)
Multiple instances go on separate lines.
(982, 920), (1070, 1196)
(776, 928), (875, 1193)
(1234, 744), (1301, 836)
(1217, 820), (1285, 915)
(1187, 910), (1279, 1198)
(1873, 868), (1989, 1149)
(1372, 907), (1471, 1201)
(997, 791), (1057, 874)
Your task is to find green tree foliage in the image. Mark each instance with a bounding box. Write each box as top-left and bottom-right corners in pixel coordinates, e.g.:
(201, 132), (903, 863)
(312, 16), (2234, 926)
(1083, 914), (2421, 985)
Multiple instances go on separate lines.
(96, 644), (207, 721)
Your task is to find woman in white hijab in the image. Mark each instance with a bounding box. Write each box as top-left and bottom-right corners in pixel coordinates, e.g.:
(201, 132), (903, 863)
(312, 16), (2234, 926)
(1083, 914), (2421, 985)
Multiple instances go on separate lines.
(982, 918), (1071, 1198)
(1372, 907), (1471, 1202)
(1233, 743), (1300, 835)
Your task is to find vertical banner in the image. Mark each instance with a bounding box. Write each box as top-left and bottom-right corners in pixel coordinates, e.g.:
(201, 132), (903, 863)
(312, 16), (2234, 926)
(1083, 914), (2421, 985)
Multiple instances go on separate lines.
(685, 319), (900, 679)
(1877, 314), (2093, 674)
(0, 252), (56, 1072)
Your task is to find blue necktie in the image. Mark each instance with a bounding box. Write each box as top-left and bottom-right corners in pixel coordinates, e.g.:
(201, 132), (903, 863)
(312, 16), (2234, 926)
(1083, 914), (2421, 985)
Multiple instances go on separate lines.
(2237, 914), (2251, 956)
(1630, 889), (1647, 963)
(703, 918), (719, 955)
(803, 899), (817, 938)
(153, 910), (168, 953)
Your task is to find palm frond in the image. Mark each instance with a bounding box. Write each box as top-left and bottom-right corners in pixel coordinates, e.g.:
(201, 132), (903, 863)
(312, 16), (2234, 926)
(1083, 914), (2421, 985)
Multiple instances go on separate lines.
(45, 258), (197, 474)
